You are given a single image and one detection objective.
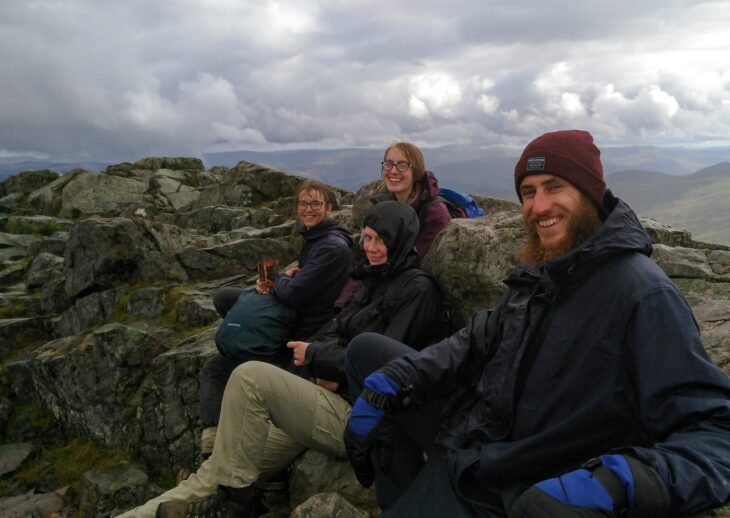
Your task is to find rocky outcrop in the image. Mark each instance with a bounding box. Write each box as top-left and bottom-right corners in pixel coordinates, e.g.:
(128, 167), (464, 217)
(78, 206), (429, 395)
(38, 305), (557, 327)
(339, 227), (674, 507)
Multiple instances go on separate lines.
(0, 158), (728, 517)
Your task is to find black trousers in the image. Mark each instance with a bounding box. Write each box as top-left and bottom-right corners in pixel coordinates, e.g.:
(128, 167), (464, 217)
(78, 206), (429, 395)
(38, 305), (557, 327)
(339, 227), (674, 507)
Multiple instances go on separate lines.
(345, 332), (505, 517)
(198, 288), (247, 428)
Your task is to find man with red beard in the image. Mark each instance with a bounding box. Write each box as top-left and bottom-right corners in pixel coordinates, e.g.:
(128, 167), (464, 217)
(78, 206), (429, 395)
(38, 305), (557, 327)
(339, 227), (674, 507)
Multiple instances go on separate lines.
(343, 130), (730, 517)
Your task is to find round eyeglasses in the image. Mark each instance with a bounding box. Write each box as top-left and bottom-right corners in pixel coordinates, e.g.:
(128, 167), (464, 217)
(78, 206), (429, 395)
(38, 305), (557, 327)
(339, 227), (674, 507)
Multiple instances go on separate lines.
(381, 160), (412, 172)
(297, 200), (325, 211)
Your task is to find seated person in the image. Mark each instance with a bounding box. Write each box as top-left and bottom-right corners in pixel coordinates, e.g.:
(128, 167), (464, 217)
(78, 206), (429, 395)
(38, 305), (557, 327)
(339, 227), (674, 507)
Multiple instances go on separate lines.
(336, 141), (451, 308)
(344, 130), (730, 517)
(118, 201), (448, 518)
(375, 141), (451, 257)
(196, 179), (352, 465)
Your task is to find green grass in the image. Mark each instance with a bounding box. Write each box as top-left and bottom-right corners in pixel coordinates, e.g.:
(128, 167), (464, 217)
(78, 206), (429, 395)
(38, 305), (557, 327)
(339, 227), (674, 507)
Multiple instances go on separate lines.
(4, 218), (61, 237)
(1, 404), (131, 497)
(0, 438), (131, 496)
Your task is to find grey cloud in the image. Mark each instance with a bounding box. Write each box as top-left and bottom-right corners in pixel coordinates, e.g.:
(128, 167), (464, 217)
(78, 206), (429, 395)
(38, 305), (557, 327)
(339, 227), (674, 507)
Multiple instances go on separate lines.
(1, 0), (729, 161)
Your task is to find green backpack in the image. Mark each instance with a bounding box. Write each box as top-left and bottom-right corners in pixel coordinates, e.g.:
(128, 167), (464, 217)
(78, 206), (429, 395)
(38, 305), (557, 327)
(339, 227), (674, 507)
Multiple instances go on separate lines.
(214, 291), (297, 362)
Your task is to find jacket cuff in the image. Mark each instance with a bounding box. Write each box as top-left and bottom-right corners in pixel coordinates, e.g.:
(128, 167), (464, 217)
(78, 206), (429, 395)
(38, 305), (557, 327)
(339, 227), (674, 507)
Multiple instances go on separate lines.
(624, 456), (672, 516)
(303, 341), (317, 366)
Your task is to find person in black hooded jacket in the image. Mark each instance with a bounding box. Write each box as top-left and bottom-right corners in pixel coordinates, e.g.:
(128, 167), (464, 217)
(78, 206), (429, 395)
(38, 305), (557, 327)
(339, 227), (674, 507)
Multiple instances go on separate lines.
(121, 201), (446, 518)
(343, 130), (730, 517)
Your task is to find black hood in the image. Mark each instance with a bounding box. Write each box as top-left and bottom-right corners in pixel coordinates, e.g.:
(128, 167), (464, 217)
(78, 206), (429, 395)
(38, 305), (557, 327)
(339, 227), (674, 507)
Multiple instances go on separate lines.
(357, 201), (420, 278)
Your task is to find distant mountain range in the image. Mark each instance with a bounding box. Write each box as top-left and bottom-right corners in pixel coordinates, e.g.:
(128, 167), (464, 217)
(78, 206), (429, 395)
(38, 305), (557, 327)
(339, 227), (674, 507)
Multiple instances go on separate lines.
(1, 144), (728, 245)
(607, 163), (730, 246)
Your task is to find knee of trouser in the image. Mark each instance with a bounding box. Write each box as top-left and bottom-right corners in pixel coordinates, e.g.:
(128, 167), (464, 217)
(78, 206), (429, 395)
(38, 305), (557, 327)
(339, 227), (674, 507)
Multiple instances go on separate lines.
(230, 360), (281, 391)
(346, 332), (382, 372)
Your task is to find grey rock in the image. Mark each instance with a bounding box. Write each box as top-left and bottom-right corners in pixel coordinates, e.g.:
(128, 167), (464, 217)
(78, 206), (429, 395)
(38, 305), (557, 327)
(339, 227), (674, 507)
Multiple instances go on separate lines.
(133, 157), (205, 172)
(708, 250), (730, 276)
(175, 205), (286, 233)
(137, 330), (217, 470)
(0, 489), (66, 517)
(351, 180), (381, 231)
(26, 252), (64, 291)
(39, 275), (72, 314)
(0, 443), (35, 476)
(177, 237), (296, 281)
(0, 193), (25, 212)
(128, 287), (169, 319)
(210, 221), (297, 243)
(641, 217), (697, 248)
(26, 169), (83, 215)
(165, 188), (201, 212)
(28, 169), (148, 218)
(151, 172), (202, 211)
(80, 463), (155, 518)
(226, 161), (306, 203)
(63, 217), (189, 299)
(28, 232), (68, 258)
(652, 245), (723, 281)
(422, 208), (524, 326)
(175, 294), (220, 327)
(4, 215), (73, 236)
(54, 289), (124, 338)
(0, 291), (41, 318)
(0, 247), (27, 262)
(1, 169), (59, 195)
(0, 231), (39, 249)
(0, 317), (49, 356)
(289, 492), (370, 518)
(289, 450), (377, 515)
(5, 324), (160, 449)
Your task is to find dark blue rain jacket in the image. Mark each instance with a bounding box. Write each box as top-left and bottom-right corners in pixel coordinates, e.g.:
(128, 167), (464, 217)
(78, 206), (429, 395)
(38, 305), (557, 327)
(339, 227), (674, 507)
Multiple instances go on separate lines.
(382, 194), (730, 514)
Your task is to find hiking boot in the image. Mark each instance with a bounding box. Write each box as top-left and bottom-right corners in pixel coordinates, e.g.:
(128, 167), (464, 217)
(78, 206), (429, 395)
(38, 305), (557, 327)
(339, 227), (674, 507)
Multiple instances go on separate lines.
(155, 485), (267, 518)
(155, 493), (227, 518)
(221, 485), (268, 518)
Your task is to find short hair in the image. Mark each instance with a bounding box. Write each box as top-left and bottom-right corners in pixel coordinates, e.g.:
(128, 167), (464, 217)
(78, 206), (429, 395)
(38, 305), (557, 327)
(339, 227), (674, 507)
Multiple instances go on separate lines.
(383, 141), (426, 183)
(296, 179), (336, 208)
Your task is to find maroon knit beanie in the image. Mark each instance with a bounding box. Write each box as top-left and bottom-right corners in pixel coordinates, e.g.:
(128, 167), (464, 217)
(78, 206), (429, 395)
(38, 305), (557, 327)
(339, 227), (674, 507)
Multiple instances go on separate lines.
(514, 130), (606, 207)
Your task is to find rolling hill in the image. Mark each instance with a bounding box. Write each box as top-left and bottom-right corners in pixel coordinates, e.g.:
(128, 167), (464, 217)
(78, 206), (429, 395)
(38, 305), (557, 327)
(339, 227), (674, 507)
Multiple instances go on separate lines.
(608, 163), (730, 245)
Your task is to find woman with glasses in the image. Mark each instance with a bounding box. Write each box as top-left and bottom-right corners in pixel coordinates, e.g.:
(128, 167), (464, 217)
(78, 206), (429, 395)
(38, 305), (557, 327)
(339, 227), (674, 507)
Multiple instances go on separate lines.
(334, 142), (451, 310)
(378, 141), (451, 257)
(194, 179), (353, 473)
(120, 201), (446, 518)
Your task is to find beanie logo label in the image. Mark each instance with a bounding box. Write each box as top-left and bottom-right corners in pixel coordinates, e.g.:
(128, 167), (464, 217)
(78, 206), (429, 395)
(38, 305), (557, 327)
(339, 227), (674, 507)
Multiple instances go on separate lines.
(526, 157), (546, 171)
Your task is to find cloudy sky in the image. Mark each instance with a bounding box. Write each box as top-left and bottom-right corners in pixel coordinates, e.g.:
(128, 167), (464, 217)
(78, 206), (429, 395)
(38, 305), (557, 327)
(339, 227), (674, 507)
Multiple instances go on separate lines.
(2, 0), (729, 162)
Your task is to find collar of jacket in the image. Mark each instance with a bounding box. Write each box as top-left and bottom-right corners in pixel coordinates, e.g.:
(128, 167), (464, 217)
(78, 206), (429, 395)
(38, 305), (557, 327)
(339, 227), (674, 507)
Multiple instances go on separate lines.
(301, 218), (341, 240)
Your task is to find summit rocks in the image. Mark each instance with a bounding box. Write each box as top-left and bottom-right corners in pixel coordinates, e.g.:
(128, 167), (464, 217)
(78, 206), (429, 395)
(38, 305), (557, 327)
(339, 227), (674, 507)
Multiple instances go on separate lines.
(0, 159), (727, 517)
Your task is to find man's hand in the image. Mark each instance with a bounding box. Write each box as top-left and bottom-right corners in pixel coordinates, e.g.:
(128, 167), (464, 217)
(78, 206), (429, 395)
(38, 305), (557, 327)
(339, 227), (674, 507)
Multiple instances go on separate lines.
(344, 372), (400, 487)
(510, 455), (635, 518)
(315, 378), (340, 392)
(286, 341), (309, 366)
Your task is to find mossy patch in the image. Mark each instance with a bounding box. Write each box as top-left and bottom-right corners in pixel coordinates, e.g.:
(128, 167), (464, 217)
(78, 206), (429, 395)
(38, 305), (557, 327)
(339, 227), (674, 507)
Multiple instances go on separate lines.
(4, 218), (61, 237)
(3, 404), (57, 444)
(0, 438), (131, 497)
(0, 303), (24, 319)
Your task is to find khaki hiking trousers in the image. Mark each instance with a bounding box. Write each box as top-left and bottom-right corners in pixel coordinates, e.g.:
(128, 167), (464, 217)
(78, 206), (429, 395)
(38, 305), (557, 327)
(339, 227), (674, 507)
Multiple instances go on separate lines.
(116, 361), (351, 518)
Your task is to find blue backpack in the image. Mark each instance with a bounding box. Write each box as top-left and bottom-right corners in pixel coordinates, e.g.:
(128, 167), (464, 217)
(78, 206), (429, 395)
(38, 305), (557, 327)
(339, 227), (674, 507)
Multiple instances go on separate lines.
(436, 188), (485, 219)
